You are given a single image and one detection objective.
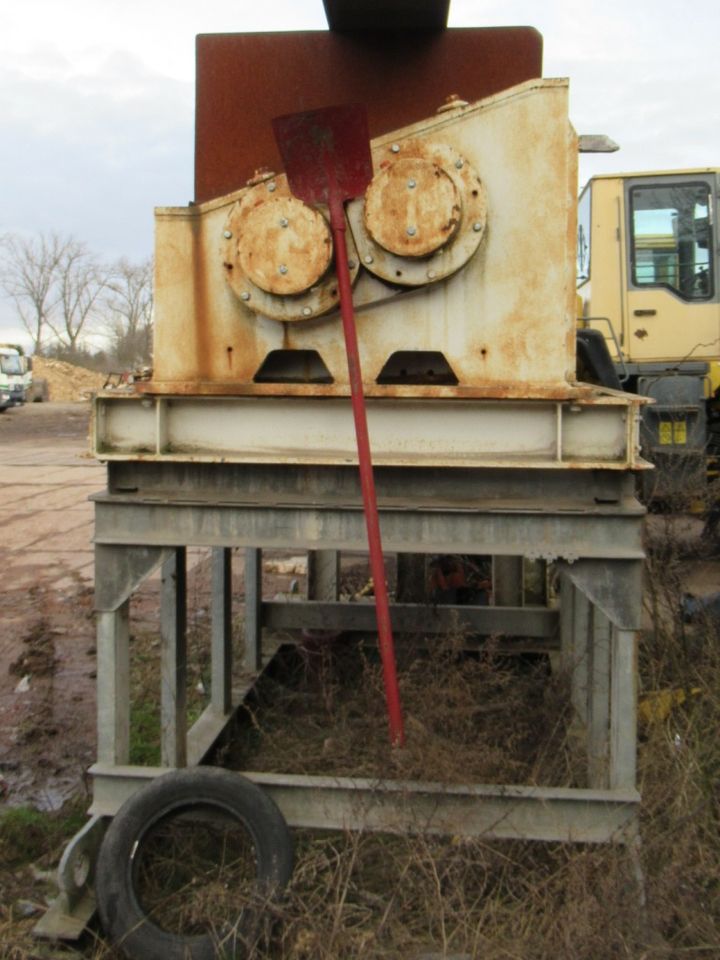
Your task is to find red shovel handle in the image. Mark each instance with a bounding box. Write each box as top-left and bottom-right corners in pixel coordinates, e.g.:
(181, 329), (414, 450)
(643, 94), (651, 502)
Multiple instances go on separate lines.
(328, 194), (405, 748)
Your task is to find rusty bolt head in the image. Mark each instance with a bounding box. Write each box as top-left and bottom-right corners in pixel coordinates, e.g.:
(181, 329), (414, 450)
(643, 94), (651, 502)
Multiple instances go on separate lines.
(406, 226), (417, 237)
(347, 260), (356, 270)
(223, 230), (233, 239)
(246, 167), (276, 186)
(391, 144), (400, 153)
(240, 291), (251, 301)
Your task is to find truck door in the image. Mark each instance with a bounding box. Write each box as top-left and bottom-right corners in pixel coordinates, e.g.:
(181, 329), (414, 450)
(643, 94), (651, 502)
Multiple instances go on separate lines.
(624, 173), (719, 364)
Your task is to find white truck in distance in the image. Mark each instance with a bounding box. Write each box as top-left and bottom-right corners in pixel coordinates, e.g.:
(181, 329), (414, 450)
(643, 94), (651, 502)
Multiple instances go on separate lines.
(0, 344), (26, 411)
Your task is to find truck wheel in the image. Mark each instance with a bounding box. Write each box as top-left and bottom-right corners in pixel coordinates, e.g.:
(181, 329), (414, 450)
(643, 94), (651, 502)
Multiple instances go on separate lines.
(95, 767), (293, 960)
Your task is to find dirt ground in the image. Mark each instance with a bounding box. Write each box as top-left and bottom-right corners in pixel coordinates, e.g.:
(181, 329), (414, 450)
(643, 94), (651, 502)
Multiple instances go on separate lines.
(0, 404), (100, 812)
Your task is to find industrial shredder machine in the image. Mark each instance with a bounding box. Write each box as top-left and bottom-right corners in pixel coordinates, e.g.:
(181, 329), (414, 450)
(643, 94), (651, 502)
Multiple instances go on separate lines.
(39, 3), (649, 952)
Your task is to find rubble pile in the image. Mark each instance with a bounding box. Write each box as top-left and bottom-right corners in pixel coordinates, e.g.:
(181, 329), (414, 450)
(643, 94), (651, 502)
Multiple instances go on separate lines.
(32, 358), (107, 402)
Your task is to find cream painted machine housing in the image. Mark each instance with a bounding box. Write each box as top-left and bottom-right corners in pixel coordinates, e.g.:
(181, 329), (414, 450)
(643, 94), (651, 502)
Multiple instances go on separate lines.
(148, 79), (579, 399)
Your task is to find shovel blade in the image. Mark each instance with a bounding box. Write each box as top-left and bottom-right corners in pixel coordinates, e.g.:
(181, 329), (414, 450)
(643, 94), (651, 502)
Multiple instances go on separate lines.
(272, 103), (373, 206)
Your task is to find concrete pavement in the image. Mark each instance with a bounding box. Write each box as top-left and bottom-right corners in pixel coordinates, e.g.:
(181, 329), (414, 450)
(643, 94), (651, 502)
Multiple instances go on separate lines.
(1, 436), (103, 592)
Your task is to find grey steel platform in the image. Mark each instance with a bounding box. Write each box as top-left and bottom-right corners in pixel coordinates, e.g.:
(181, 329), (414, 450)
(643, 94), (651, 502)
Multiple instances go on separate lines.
(38, 428), (645, 939)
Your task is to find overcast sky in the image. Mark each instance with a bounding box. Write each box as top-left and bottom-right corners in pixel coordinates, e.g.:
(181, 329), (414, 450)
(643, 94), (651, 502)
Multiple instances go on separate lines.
(1, 0), (718, 344)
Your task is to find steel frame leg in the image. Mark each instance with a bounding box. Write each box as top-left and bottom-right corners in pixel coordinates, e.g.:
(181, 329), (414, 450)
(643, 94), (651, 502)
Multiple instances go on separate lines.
(307, 549), (340, 603)
(211, 546), (233, 715)
(161, 548), (187, 768)
(492, 555), (524, 607)
(559, 570), (638, 791)
(244, 547), (262, 672)
(588, 606), (611, 789)
(97, 603), (130, 765)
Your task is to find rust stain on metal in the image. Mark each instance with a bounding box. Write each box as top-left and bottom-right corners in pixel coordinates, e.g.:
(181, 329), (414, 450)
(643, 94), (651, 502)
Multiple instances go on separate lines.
(347, 137), (486, 288)
(222, 176), (358, 322)
(364, 157), (460, 257)
(235, 195), (332, 295)
(135, 378), (623, 403)
(190, 213), (211, 379)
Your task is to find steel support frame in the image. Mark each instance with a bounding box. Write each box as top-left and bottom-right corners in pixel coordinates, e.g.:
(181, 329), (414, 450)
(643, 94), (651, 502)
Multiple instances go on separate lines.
(90, 459), (642, 812)
(44, 460), (643, 938)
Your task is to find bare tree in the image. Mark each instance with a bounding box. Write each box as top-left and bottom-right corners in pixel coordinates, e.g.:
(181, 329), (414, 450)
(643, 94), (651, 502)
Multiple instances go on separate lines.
(0, 232), (73, 352)
(104, 257), (153, 367)
(45, 240), (109, 354)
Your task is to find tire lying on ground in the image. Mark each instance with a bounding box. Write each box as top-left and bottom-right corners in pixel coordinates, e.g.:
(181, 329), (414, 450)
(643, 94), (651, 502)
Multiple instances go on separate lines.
(95, 767), (294, 960)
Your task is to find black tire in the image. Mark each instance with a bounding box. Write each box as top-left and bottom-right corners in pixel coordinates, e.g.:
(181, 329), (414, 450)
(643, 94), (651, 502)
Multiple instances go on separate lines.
(95, 767), (293, 960)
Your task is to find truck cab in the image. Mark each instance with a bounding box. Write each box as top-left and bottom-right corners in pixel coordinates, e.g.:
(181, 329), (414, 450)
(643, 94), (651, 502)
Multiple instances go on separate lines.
(0, 345), (27, 409)
(577, 169), (720, 497)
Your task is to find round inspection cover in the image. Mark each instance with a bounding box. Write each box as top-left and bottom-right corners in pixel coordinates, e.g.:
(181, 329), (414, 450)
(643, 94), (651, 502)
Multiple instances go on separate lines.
(222, 176), (360, 321)
(346, 139), (487, 288)
(364, 157), (461, 258)
(236, 195), (332, 295)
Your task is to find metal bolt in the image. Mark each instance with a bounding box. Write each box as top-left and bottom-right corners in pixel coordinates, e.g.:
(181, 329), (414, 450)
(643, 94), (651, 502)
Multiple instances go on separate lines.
(268, 181), (277, 192)
(407, 179), (416, 189)
(278, 264), (288, 275)
(347, 260), (356, 270)
(427, 270), (436, 280)
(302, 306), (312, 316)
(364, 255), (374, 264)
(406, 226), (417, 237)
(472, 221), (483, 232)
(390, 144), (400, 153)
(240, 291), (251, 301)
(279, 218), (289, 228)
(223, 230), (233, 239)
(455, 158), (464, 170)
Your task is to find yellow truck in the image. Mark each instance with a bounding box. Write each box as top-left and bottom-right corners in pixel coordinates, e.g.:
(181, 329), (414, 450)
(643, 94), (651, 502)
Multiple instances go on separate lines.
(577, 169), (719, 498)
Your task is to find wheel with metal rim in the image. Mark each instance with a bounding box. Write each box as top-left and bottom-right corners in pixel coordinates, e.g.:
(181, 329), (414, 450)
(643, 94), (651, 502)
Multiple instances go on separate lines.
(95, 767), (293, 960)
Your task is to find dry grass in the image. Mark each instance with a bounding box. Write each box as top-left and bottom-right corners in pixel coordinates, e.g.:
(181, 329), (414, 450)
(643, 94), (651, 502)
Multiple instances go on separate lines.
(231, 629), (579, 789)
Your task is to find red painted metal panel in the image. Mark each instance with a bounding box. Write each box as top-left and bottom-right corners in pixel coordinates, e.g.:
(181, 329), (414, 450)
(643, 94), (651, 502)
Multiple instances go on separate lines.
(194, 27), (543, 204)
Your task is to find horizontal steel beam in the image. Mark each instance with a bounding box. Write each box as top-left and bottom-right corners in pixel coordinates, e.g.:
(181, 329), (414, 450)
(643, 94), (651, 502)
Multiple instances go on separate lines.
(105, 460), (642, 505)
(92, 498), (644, 561)
(93, 395), (646, 471)
(89, 765), (638, 844)
(262, 600), (559, 637)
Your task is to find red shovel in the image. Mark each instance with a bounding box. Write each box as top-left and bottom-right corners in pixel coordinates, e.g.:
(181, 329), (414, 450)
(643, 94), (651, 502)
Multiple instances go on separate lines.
(273, 104), (405, 747)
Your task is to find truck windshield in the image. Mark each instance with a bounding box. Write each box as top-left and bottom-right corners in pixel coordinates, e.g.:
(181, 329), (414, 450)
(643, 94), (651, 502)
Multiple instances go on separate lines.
(629, 181), (713, 301)
(0, 356), (23, 375)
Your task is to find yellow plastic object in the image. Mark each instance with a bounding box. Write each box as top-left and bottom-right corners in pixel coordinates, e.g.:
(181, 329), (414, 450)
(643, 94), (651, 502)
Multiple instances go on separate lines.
(638, 686), (701, 725)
